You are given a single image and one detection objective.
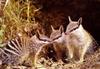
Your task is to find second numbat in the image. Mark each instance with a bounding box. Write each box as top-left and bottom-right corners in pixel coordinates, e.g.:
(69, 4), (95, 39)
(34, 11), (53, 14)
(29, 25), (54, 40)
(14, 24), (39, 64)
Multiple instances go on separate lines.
(65, 16), (99, 63)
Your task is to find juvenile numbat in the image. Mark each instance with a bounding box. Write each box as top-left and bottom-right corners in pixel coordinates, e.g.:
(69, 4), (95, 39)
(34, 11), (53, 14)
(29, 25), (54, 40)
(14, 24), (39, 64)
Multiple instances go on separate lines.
(50, 25), (68, 63)
(0, 30), (51, 68)
(65, 16), (98, 63)
(30, 30), (51, 67)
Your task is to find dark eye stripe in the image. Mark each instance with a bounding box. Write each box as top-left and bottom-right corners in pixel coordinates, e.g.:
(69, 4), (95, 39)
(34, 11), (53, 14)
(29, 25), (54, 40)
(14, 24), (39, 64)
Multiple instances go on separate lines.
(39, 38), (49, 41)
(69, 22), (80, 33)
(38, 37), (50, 42)
(52, 34), (62, 41)
(70, 26), (78, 32)
(52, 31), (62, 41)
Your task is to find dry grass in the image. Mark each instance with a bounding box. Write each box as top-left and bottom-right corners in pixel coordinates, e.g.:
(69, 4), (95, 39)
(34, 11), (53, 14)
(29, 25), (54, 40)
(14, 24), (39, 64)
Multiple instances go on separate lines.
(0, 0), (41, 43)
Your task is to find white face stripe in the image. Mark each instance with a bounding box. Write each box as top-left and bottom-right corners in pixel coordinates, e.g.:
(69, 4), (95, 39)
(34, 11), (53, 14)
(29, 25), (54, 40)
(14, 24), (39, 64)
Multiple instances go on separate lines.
(67, 17), (82, 34)
(35, 33), (51, 43)
(38, 36), (51, 42)
(52, 34), (62, 41)
(50, 25), (64, 42)
(50, 30), (62, 40)
(67, 22), (80, 33)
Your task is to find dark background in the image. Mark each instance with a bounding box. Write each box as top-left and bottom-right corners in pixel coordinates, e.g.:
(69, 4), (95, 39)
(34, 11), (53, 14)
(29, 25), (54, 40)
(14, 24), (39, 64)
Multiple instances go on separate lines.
(33, 0), (100, 43)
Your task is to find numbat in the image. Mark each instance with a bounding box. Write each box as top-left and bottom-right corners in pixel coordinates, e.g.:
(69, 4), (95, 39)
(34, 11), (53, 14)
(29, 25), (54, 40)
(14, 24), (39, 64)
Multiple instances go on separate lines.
(50, 25), (68, 63)
(65, 16), (98, 63)
(30, 30), (51, 67)
(0, 30), (51, 68)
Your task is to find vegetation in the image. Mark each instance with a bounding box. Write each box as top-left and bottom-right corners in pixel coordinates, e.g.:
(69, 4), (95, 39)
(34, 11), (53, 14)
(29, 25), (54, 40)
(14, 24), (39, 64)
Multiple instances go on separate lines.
(0, 0), (40, 43)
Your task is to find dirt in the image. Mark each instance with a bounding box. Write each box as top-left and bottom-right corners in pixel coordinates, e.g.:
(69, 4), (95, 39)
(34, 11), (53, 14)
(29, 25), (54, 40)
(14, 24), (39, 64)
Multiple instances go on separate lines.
(26, 46), (99, 69)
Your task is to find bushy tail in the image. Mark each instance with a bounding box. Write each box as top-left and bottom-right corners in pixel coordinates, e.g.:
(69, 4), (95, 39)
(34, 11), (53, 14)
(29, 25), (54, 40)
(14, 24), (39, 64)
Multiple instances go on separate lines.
(0, 36), (31, 65)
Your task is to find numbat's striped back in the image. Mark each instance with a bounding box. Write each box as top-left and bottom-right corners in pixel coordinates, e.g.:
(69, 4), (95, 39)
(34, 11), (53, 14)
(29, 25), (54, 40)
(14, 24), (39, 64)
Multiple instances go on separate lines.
(0, 36), (31, 65)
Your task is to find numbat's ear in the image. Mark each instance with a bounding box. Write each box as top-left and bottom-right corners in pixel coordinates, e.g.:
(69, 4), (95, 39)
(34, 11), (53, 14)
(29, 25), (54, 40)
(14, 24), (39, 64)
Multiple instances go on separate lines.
(59, 25), (64, 33)
(68, 16), (72, 22)
(37, 30), (41, 35)
(78, 17), (82, 24)
(51, 25), (56, 31)
(36, 30), (41, 38)
(36, 30), (49, 40)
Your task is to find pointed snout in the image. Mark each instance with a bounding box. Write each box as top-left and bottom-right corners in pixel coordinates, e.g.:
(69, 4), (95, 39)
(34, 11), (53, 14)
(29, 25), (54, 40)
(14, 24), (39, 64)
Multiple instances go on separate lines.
(47, 39), (52, 42)
(65, 31), (71, 35)
(48, 38), (58, 44)
(46, 38), (55, 44)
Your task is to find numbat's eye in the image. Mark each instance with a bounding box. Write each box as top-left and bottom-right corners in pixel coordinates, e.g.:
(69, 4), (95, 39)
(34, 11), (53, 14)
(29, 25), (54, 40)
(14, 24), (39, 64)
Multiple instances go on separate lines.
(66, 16), (82, 33)
(52, 34), (62, 41)
(50, 25), (64, 41)
(67, 21), (79, 32)
(36, 30), (51, 42)
(39, 38), (49, 42)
